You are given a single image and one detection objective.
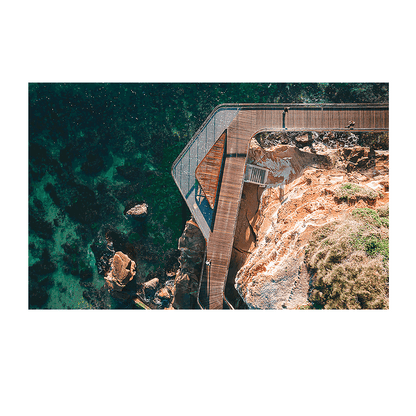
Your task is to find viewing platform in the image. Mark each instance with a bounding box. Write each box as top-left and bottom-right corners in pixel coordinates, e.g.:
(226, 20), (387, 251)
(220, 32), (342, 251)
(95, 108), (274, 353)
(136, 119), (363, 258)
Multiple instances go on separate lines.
(171, 103), (389, 309)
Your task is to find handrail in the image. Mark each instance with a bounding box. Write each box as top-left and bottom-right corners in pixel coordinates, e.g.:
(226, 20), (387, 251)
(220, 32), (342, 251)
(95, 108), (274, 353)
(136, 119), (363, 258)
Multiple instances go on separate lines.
(175, 102), (389, 309)
(171, 102), (388, 173)
(197, 248), (207, 310)
(171, 104), (239, 175)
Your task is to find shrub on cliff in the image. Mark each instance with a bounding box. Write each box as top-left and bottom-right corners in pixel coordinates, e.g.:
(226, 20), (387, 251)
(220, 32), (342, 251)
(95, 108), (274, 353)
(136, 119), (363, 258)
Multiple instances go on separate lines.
(352, 207), (389, 229)
(335, 183), (382, 202)
(305, 205), (389, 309)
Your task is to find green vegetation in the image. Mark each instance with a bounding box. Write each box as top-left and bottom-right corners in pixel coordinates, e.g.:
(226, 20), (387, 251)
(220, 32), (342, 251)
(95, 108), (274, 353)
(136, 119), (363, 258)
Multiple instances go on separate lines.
(335, 183), (382, 202)
(306, 204), (389, 309)
(352, 207), (389, 228)
(296, 304), (313, 310)
(352, 234), (389, 261)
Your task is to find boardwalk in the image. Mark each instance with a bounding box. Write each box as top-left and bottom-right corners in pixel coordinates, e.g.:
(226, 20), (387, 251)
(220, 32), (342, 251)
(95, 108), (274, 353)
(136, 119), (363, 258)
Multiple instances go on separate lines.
(172, 103), (389, 309)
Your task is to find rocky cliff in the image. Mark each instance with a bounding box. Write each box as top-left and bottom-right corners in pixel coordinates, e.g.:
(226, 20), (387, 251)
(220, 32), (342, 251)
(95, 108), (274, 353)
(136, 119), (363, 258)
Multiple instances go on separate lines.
(232, 131), (389, 309)
(171, 131), (389, 309)
(172, 219), (206, 309)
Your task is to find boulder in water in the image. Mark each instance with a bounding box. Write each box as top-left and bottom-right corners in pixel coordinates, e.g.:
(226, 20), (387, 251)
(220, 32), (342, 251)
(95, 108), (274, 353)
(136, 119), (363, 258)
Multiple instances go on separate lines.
(125, 203), (148, 218)
(104, 251), (136, 291)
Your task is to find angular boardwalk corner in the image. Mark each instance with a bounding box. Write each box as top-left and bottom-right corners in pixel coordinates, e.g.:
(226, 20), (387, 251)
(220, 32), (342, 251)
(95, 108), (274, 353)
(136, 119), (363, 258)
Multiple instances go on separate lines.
(172, 103), (389, 309)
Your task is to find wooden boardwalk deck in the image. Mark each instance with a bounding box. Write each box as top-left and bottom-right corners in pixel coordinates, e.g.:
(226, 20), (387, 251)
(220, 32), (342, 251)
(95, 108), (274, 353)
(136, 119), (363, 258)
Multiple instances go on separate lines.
(173, 104), (389, 309)
(202, 110), (285, 308)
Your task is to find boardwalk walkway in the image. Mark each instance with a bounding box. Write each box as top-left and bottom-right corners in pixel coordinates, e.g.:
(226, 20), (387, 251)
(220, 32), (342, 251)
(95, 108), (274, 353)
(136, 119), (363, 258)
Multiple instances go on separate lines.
(172, 104), (389, 309)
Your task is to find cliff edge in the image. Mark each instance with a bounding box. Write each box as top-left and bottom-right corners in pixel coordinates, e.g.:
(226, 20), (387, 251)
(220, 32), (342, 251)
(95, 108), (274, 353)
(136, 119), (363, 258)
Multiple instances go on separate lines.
(232, 131), (389, 309)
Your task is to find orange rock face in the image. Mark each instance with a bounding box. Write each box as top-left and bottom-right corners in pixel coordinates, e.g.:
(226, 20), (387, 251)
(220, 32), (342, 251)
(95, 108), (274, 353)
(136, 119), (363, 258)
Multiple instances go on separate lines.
(104, 251), (136, 291)
(233, 139), (389, 309)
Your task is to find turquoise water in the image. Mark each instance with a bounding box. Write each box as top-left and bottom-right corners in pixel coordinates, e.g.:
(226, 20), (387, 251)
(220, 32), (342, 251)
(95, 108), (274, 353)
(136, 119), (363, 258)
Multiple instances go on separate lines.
(28, 83), (388, 308)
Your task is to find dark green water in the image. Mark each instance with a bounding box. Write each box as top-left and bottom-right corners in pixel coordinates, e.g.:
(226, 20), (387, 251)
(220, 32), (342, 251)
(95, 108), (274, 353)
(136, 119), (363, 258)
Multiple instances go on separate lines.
(28, 83), (388, 309)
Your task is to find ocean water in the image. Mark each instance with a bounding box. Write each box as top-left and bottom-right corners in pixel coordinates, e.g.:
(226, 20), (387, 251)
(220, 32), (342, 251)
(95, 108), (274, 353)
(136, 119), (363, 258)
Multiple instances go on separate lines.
(28, 83), (388, 309)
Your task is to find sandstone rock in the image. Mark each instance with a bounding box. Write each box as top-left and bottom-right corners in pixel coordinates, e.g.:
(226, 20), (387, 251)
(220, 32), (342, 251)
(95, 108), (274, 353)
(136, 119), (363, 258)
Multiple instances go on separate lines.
(126, 203), (148, 218)
(343, 146), (370, 163)
(172, 271), (198, 309)
(148, 285), (173, 309)
(248, 141), (332, 186)
(143, 277), (159, 290)
(375, 150), (389, 175)
(172, 220), (205, 309)
(156, 280), (176, 309)
(366, 180), (384, 192)
(176, 221), (205, 278)
(156, 287), (171, 300)
(104, 251), (136, 291)
(233, 142), (389, 309)
(295, 133), (312, 147)
(311, 141), (328, 154)
(143, 277), (159, 298)
(171, 137), (388, 309)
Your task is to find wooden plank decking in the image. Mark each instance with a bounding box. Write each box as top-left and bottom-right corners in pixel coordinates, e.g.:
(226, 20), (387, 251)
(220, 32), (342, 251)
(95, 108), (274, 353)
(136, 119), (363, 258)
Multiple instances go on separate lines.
(195, 131), (226, 209)
(202, 110), (284, 308)
(173, 104), (389, 309)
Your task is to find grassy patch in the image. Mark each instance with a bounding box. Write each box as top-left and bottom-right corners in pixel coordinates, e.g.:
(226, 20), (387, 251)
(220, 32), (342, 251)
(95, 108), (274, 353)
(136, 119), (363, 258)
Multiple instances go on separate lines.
(352, 234), (389, 262)
(335, 182), (382, 202)
(306, 214), (389, 309)
(352, 207), (389, 228)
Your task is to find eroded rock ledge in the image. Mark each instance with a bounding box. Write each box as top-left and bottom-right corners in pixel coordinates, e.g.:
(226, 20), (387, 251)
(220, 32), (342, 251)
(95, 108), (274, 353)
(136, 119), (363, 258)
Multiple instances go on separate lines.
(232, 133), (389, 309)
(170, 131), (389, 309)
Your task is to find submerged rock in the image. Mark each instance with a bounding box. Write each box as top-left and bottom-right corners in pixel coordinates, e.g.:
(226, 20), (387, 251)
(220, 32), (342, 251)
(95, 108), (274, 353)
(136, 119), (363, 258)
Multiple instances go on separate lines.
(81, 152), (105, 175)
(30, 248), (57, 278)
(29, 283), (50, 308)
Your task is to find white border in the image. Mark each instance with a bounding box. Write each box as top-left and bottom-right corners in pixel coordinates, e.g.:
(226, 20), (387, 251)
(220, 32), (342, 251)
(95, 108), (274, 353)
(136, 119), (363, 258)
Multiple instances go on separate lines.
(13, 65), (402, 326)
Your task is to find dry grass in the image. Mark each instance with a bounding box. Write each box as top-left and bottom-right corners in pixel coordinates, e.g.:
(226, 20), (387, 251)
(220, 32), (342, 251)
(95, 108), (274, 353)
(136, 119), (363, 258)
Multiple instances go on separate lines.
(377, 204), (389, 218)
(305, 205), (389, 309)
